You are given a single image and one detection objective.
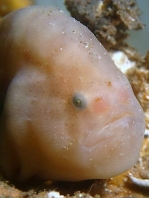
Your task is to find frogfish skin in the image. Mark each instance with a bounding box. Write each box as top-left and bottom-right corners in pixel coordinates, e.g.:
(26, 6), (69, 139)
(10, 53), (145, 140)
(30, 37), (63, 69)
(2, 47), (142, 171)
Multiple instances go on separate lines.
(0, 6), (145, 182)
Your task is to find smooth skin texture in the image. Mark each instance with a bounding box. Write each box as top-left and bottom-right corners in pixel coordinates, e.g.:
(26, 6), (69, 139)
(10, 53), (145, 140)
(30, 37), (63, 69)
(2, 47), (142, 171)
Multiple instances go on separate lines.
(0, 6), (145, 182)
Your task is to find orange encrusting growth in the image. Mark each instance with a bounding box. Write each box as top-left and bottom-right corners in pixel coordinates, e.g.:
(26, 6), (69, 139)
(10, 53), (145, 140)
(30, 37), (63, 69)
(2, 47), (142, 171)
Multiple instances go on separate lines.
(0, 0), (33, 17)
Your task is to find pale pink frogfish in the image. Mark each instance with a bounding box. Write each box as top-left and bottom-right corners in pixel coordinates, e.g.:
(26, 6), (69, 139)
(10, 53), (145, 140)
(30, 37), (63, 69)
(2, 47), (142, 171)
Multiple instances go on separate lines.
(0, 6), (145, 182)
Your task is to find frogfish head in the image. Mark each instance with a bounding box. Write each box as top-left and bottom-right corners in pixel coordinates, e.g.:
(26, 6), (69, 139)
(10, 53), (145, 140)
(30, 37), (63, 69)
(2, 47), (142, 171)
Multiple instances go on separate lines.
(0, 6), (145, 181)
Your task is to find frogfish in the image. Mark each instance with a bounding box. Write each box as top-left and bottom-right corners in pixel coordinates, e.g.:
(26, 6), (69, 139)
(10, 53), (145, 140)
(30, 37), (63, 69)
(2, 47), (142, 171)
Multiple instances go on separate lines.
(0, 6), (145, 181)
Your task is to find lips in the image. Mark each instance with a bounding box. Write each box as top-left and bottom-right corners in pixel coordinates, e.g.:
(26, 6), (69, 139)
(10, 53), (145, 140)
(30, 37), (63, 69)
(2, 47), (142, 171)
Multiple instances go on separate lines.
(82, 112), (136, 148)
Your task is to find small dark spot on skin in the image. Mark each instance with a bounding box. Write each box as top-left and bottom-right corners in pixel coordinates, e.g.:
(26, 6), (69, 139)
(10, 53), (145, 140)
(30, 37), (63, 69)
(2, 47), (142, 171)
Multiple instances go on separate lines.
(95, 97), (102, 103)
(107, 81), (112, 87)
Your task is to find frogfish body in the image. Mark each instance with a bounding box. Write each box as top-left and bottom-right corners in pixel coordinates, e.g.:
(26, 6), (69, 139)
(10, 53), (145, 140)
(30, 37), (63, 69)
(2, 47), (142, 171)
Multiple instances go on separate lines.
(0, 6), (145, 181)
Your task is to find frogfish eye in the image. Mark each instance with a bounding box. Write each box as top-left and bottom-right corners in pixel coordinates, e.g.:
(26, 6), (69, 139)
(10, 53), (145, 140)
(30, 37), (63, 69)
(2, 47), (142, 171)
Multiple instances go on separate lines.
(72, 93), (87, 110)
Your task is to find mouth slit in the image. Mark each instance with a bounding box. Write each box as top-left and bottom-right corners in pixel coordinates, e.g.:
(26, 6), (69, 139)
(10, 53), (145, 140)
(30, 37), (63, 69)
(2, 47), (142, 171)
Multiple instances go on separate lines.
(104, 112), (133, 128)
(83, 112), (133, 148)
